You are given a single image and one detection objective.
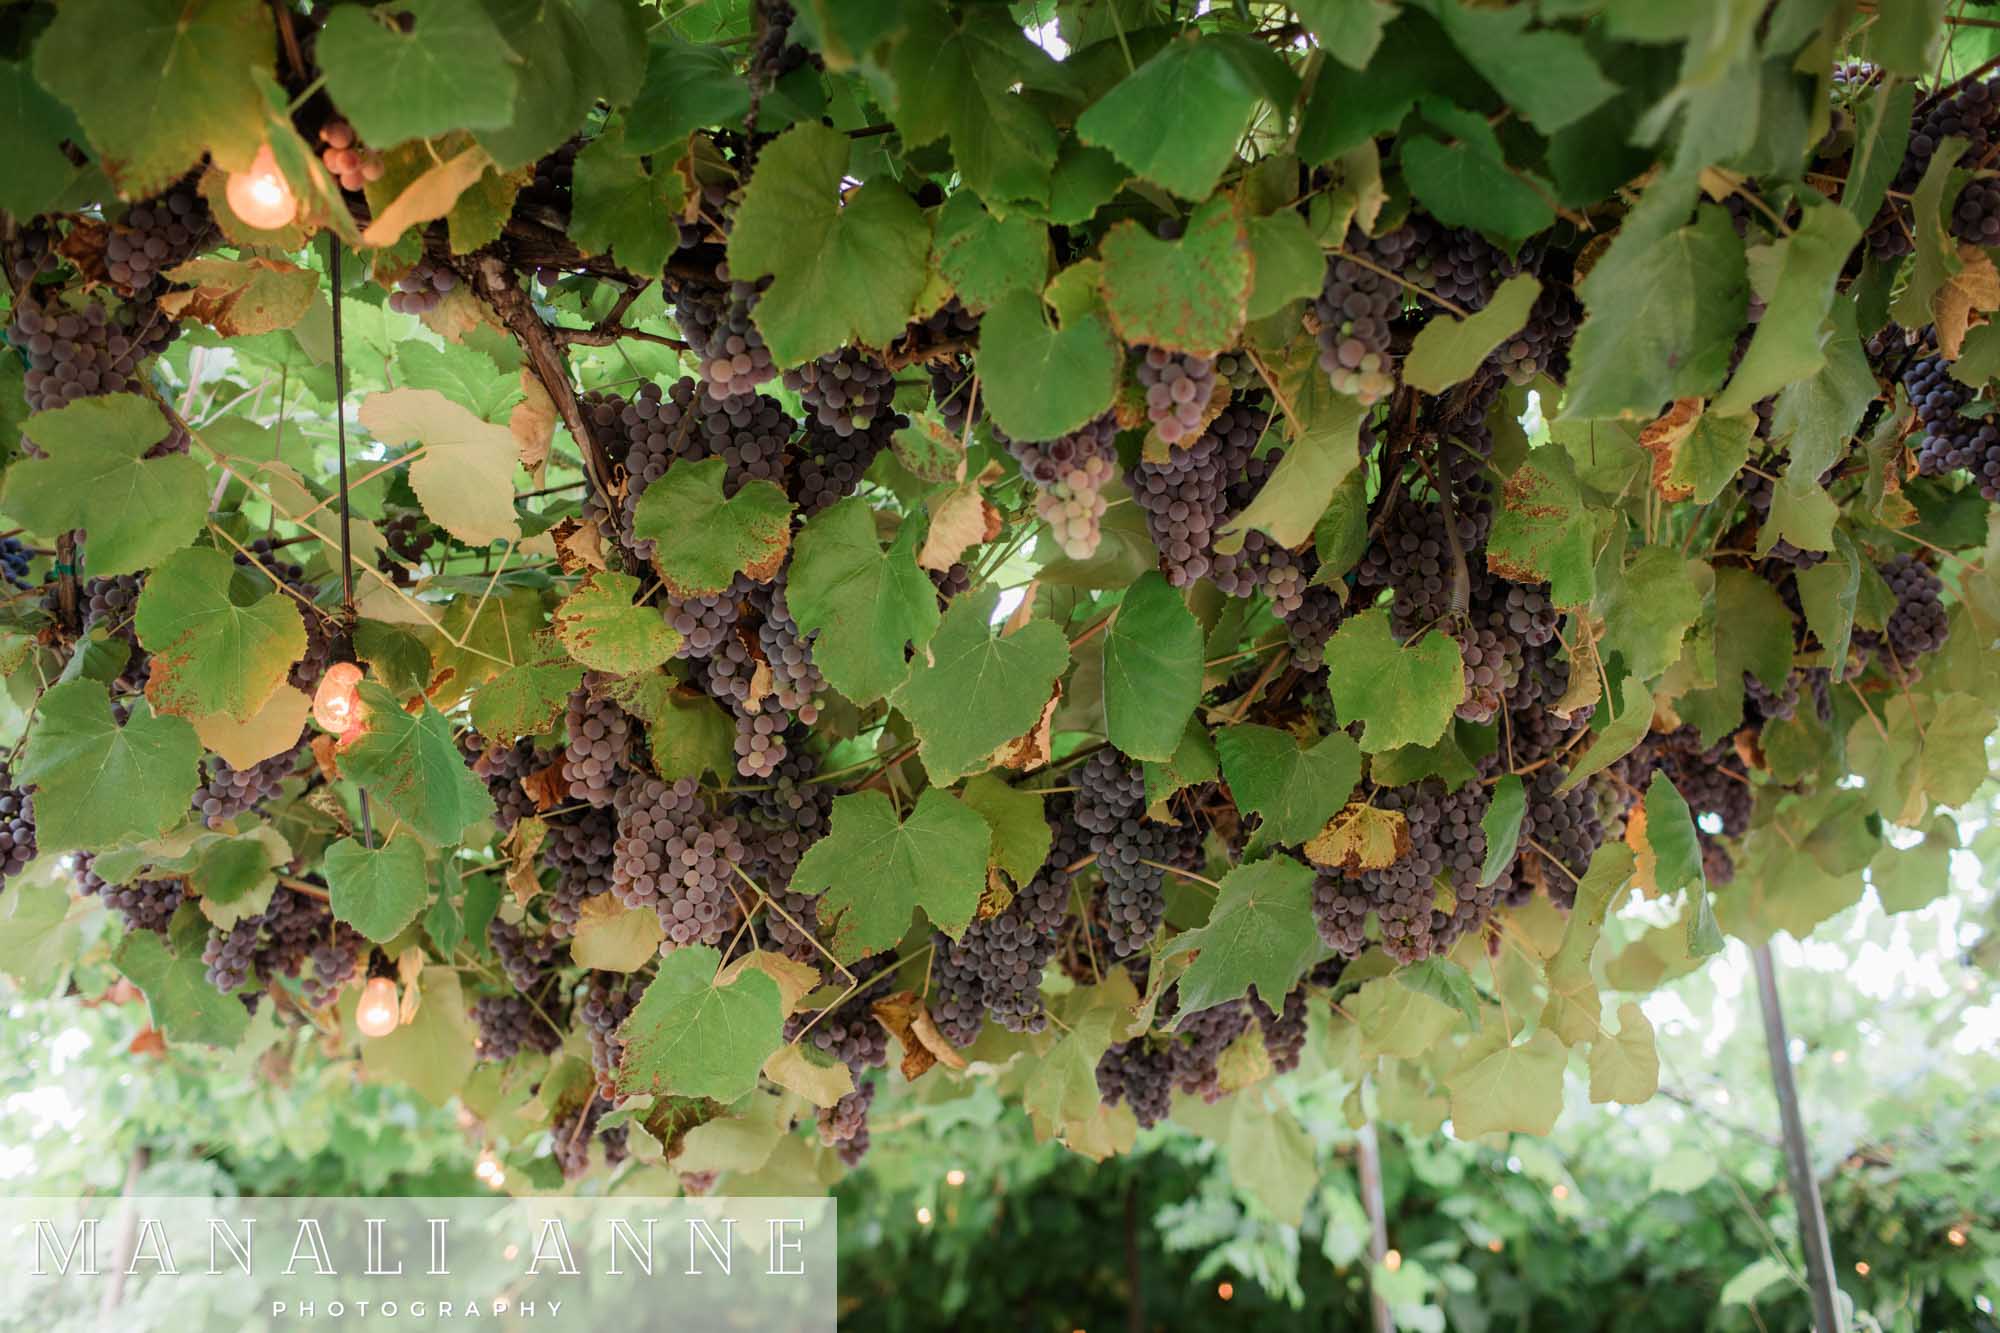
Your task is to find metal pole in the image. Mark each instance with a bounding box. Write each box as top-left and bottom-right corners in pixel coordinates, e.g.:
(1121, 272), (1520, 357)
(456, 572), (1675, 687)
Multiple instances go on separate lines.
(1752, 943), (1843, 1333)
(1356, 1121), (1395, 1333)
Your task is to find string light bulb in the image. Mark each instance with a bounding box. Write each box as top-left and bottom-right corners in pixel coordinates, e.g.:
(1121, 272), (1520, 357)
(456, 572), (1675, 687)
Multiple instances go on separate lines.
(1216, 1282), (1234, 1302)
(225, 144), (299, 230)
(314, 661), (366, 734)
(356, 975), (401, 1037)
(1948, 1227), (1967, 1247)
(1383, 1249), (1402, 1272)
(1855, 1261), (1871, 1277)
(945, 1168), (966, 1187)
(915, 1207), (933, 1226)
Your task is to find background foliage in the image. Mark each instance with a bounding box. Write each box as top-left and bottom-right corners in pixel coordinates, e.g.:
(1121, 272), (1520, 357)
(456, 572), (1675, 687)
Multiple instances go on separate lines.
(0, 0), (1997, 1295)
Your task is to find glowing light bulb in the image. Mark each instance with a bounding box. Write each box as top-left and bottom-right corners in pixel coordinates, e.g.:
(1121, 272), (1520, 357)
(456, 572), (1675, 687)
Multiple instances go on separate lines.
(1552, 1184), (1570, 1201)
(1488, 1240), (1503, 1253)
(356, 975), (400, 1037)
(1383, 1249), (1402, 1272)
(945, 1168), (966, 1187)
(314, 661), (366, 734)
(1948, 1228), (1967, 1247)
(915, 1207), (933, 1226)
(225, 144), (298, 230)
(1855, 1261), (1871, 1277)
(1216, 1282), (1234, 1302)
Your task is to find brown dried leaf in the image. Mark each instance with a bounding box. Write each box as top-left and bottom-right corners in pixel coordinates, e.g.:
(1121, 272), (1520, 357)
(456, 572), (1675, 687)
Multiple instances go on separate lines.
(992, 682), (1059, 770)
(157, 257), (318, 336)
(308, 733), (342, 782)
(1637, 399), (1702, 502)
(419, 285), (489, 343)
(977, 868), (1015, 920)
(1624, 803), (1660, 898)
(873, 989), (970, 1080)
(919, 483), (998, 571)
(550, 517), (608, 573)
(504, 816), (549, 908)
(511, 368), (557, 482)
(718, 950), (822, 1016)
(1733, 727), (1767, 775)
(1934, 243), (2000, 359)
(128, 1027), (167, 1059)
(1001, 579), (1040, 637)
(1304, 802), (1411, 872)
(746, 659), (775, 710)
(521, 756), (569, 810)
(1553, 614), (1605, 718)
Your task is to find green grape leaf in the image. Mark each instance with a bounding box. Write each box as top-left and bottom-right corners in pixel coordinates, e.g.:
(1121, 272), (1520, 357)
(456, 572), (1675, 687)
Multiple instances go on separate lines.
(1559, 677), (1655, 792)
(1077, 34), (1296, 201)
(1032, 138), (1130, 227)
(625, 35), (751, 153)
(1404, 274), (1542, 393)
(1396, 958), (1483, 1031)
(887, 2), (1064, 207)
(617, 946), (782, 1102)
(358, 965), (476, 1107)
(1144, 718), (1220, 809)
(1683, 568), (1793, 746)
(337, 684), (496, 847)
(959, 774), (1051, 888)
(1564, 197), (1748, 421)
(1589, 1003), (1660, 1105)
(1102, 572), (1204, 764)
(0, 59), (97, 217)
(1401, 109), (1556, 243)
(1842, 80), (1913, 226)
(1772, 301), (1875, 488)
(1598, 546), (1704, 681)
(975, 286), (1122, 442)
(553, 571), (680, 674)
(1712, 202), (1864, 415)
(34, 0), (273, 196)
(1290, 0), (1397, 69)
(1215, 725), (1362, 849)
(1668, 408), (1756, 505)
(1321, 610), (1464, 753)
(1488, 446), (1602, 607)
(934, 192), (1052, 311)
(1891, 137), (1966, 330)
(568, 125), (690, 278)
(629, 458), (794, 599)
(1796, 531), (1861, 675)
(358, 388), (524, 548)
(324, 834), (429, 944)
(1541, 842), (1634, 1045)
(0, 870), (83, 993)
(474, 0), (646, 172)
(134, 547), (305, 723)
(1479, 775), (1526, 886)
(18, 680), (200, 854)
(2, 395), (207, 577)
(469, 656), (582, 744)
(728, 121), (932, 366)
(1432, 0), (1616, 133)
(786, 498), (940, 707)
(1161, 856), (1319, 1014)
(1755, 477), (1838, 557)
(890, 586), (1071, 785)
(789, 789), (991, 959)
(1099, 196), (1252, 357)
(316, 0), (520, 148)
(1218, 365), (1365, 551)
(1246, 211), (1327, 320)
(1298, 11), (1476, 161)
(1445, 1028), (1567, 1139)
(115, 909), (249, 1048)
(600, 672), (737, 785)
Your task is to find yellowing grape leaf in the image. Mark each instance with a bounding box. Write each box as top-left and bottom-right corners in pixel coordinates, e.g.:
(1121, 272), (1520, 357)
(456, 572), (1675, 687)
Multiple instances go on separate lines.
(359, 387), (523, 547)
(1304, 802), (1410, 872)
(135, 547), (305, 722)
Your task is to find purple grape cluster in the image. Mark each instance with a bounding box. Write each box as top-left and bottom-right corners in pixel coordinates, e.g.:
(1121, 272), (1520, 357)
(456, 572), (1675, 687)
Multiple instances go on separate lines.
(579, 971), (647, 1095)
(674, 263), (777, 402)
(1127, 404), (1267, 587)
(610, 775), (747, 946)
(472, 994), (563, 1061)
(1004, 414), (1121, 559)
(784, 346), (895, 437)
(562, 679), (634, 806)
(1136, 347), (1218, 444)
(1856, 553), (1950, 680)
(108, 184), (210, 295)
(388, 258), (457, 315)
(193, 734), (307, 828)
(0, 769), (37, 886)
(1076, 750), (1199, 958)
(77, 861), (183, 935)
